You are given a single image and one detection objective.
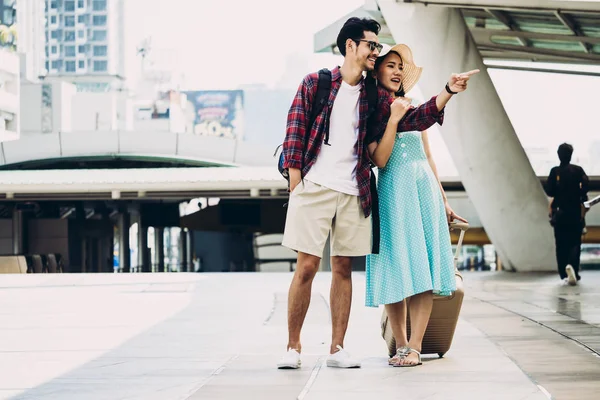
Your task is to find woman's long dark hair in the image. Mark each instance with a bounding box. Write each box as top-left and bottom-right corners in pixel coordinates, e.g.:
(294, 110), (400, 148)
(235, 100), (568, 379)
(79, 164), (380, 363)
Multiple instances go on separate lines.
(366, 50), (405, 97)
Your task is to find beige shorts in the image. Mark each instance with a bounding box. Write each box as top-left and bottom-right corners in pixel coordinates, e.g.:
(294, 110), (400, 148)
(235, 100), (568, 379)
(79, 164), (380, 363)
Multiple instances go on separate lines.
(282, 180), (372, 258)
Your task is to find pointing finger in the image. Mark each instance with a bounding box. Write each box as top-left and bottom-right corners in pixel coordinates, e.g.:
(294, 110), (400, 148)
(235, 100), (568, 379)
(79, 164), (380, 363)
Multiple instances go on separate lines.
(461, 69), (480, 78)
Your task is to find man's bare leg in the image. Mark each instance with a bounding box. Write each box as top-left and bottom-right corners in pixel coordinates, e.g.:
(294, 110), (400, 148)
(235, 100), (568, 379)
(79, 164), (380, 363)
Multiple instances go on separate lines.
(287, 251), (321, 352)
(330, 255), (352, 354)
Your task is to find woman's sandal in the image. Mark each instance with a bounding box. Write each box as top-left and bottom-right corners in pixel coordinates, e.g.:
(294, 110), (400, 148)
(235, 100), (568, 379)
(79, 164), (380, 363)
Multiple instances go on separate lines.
(388, 346), (409, 365)
(393, 347), (422, 367)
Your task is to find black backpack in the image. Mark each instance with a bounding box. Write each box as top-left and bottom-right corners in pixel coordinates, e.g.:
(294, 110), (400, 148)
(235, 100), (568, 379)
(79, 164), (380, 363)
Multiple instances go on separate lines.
(275, 68), (378, 187)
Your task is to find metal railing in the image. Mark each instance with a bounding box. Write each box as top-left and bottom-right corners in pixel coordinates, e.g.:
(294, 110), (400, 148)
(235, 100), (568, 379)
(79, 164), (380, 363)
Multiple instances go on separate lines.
(584, 194), (600, 210)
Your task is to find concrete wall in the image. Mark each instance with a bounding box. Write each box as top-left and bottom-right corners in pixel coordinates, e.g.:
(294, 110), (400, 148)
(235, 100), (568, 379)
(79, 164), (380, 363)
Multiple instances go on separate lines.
(0, 48), (20, 142)
(21, 80), (76, 135)
(0, 129), (276, 167)
(377, 0), (556, 271)
(16, 0), (46, 82)
(72, 92), (119, 131)
(22, 84), (134, 134)
(20, 83), (43, 133)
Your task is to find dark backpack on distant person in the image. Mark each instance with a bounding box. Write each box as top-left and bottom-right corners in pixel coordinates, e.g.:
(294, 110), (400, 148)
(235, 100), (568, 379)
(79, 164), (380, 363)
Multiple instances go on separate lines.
(274, 68), (378, 188)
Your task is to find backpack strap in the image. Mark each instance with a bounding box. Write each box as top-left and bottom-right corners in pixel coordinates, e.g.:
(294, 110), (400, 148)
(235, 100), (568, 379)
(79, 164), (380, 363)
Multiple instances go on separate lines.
(362, 76), (381, 148)
(365, 76), (378, 120)
(364, 77), (381, 254)
(309, 69), (332, 148)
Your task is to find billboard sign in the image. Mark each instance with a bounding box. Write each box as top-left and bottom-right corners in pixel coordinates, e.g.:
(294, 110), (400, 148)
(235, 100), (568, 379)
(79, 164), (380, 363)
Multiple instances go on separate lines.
(184, 90), (244, 140)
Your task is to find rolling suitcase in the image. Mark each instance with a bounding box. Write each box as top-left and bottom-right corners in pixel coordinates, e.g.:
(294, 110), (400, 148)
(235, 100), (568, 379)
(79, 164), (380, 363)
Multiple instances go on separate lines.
(380, 221), (469, 358)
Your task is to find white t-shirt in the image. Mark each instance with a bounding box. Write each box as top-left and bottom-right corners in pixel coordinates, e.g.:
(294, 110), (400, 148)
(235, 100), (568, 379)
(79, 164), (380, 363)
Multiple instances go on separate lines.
(305, 81), (361, 196)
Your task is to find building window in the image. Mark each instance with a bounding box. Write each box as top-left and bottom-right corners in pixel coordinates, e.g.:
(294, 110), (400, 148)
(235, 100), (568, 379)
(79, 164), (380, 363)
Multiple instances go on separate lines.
(91, 30), (106, 41)
(77, 14), (87, 23)
(77, 30), (84, 38)
(64, 31), (75, 41)
(45, 61), (50, 71)
(65, 15), (75, 27)
(93, 60), (107, 72)
(50, 30), (59, 39)
(78, 45), (86, 54)
(77, 0), (84, 7)
(51, 60), (61, 70)
(92, 0), (106, 11)
(50, 0), (57, 8)
(3, 10), (13, 25)
(92, 15), (106, 26)
(50, 15), (57, 24)
(65, 46), (76, 56)
(64, 1), (75, 11)
(51, 45), (58, 54)
(93, 45), (107, 56)
(78, 60), (85, 69)
(66, 61), (76, 72)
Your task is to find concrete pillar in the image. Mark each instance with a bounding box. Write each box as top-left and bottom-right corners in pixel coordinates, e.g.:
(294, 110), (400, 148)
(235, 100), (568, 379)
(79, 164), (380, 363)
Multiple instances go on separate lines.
(138, 221), (150, 273)
(68, 205), (86, 273)
(12, 208), (23, 255)
(154, 227), (165, 272)
(100, 207), (113, 273)
(186, 230), (194, 272)
(100, 237), (107, 273)
(180, 228), (188, 272)
(377, 1), (556, 271)
(119, 211), (131, 273)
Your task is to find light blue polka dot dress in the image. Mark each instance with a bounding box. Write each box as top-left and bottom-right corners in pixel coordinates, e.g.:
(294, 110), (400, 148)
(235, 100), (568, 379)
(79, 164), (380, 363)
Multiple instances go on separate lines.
(365, 130), (456, 307)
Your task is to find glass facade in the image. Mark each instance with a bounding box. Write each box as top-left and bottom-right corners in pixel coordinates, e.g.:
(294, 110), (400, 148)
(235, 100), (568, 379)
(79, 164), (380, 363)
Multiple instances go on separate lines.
(462, 8), (600, 62)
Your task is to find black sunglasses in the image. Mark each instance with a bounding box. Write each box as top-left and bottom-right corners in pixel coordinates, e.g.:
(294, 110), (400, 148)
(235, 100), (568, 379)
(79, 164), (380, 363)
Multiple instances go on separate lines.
(357, 40), (383, 53)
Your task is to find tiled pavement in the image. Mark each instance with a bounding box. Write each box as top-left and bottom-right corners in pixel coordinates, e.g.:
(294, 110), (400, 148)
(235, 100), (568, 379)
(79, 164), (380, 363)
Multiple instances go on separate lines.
(0, 270), (598, 399)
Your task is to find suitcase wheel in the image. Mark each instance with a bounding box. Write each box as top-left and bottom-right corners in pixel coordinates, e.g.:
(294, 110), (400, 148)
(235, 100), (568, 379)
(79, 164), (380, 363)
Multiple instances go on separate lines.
(438, 352), (445, 358)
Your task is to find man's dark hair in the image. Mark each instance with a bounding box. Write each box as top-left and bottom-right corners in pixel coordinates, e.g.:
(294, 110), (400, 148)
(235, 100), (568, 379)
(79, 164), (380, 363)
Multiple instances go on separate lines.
(336, 17), (381, 57)
(557, 143), (573, 165)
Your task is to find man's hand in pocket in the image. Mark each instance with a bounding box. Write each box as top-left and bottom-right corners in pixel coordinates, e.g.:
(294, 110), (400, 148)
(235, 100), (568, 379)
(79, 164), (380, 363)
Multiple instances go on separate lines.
(289, 168), (301, 193)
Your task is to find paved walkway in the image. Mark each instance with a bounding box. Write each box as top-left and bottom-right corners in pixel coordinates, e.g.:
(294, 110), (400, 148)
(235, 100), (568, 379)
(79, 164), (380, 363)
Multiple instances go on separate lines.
(462, 271), (600, 400)
(0, 271), (598, 399)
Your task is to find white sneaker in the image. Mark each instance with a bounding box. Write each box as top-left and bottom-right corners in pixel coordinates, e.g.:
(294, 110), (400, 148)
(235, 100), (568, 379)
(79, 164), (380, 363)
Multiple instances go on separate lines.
(566, 265), (577, 286)
(277, 348), (301, 369)
(326, 345), (361, 368)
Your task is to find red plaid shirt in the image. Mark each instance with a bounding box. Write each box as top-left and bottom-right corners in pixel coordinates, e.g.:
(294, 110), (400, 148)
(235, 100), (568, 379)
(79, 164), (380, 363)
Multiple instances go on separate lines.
(283, 66), (444, 217)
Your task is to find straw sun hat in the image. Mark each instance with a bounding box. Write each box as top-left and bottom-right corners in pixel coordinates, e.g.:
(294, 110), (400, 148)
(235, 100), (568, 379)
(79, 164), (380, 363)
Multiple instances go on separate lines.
(378, 43), (423, 94)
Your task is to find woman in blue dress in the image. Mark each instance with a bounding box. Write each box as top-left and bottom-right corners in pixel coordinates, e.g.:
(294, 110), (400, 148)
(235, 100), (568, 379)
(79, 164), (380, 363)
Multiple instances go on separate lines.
(365, 43), (468, 367)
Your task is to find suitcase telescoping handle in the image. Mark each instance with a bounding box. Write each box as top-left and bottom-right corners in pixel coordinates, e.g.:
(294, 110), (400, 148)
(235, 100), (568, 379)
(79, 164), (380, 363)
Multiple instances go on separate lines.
(584, 194), (600, 210)
(449, 221), (469, 265)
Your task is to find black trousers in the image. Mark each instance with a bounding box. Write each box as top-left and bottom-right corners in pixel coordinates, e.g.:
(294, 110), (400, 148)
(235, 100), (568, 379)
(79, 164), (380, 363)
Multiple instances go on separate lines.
(553, 220), (583, 280)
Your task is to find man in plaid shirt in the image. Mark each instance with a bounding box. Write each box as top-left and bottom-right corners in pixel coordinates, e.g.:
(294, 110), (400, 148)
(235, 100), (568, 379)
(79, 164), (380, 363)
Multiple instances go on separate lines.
(277, 17), (478, 370)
